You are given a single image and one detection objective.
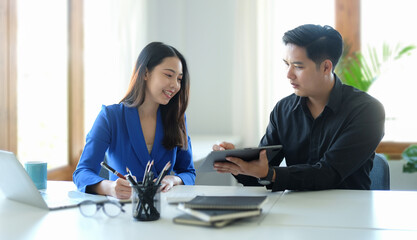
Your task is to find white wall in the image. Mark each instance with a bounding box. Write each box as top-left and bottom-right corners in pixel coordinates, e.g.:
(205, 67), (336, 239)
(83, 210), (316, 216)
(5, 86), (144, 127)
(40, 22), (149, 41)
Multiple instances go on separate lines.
(144, 0), (247, 185)
(145, 0), (237, 137)
(389, 160), (417, 191)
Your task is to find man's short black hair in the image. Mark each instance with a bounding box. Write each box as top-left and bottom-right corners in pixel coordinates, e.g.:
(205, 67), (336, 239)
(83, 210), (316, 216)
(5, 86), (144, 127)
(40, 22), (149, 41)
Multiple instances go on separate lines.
(283, 24), (343, 70)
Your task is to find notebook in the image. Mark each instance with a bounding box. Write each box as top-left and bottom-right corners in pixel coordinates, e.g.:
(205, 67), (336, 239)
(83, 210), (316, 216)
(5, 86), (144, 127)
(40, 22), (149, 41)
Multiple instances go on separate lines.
(173, 214), (235, 228)
(0, 150), (109, 210)
(197, 145), (282, 172)
(182, 195), (267, 210)
(177, 203), (262, 222)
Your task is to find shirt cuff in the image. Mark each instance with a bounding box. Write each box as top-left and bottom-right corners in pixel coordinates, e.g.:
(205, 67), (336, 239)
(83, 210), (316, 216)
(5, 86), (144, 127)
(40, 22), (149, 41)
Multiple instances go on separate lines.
(271, 167), (289, 192)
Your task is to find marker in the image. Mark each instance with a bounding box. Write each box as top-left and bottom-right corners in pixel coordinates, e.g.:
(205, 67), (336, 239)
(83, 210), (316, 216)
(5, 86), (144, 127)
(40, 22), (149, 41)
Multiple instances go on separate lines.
(100, 161), (126, 180)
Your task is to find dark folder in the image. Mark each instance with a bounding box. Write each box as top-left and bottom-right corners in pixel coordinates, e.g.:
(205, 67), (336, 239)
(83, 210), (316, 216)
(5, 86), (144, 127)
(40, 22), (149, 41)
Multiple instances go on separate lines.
(182, 195), (267, 210)
(178, 203), (262, 222)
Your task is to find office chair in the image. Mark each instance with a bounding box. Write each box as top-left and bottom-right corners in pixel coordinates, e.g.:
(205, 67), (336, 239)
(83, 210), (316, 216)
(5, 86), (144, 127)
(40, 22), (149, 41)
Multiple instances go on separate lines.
(98, 154), (110, 180)
(369, 153), (390, 190)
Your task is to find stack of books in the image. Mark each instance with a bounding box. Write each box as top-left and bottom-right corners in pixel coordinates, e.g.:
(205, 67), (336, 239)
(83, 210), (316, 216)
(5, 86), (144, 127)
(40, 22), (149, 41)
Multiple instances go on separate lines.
(173, 195), (267, 228)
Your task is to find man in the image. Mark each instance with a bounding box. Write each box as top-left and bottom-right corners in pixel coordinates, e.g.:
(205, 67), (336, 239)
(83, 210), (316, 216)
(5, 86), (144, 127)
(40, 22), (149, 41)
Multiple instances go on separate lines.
(213, 24), (385, 191)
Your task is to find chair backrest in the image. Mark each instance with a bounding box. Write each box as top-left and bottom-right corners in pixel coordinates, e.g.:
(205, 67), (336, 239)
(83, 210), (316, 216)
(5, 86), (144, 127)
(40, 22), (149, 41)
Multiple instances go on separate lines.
(98, 154), (109, 180)
(369, 153), (390, 190)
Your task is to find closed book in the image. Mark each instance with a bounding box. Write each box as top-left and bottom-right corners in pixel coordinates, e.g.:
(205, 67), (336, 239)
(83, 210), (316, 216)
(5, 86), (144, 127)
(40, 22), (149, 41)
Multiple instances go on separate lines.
(173, 214), (235, 228)
(177, 203), (262, 222)
(182, 195), (267, 210)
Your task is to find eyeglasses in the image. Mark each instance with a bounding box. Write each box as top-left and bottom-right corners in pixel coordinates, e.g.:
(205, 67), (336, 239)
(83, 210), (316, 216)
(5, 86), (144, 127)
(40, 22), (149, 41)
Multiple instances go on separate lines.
(78, 200), (125, 218)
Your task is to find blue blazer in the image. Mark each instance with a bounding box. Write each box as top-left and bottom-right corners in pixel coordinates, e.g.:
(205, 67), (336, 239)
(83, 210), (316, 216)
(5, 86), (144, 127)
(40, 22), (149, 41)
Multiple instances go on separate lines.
(73, 103), (196, 192)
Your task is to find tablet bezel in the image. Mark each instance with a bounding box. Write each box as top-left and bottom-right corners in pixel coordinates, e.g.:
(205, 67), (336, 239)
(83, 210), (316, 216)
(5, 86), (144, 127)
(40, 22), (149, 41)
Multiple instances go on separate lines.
(197, 145), (282, 172)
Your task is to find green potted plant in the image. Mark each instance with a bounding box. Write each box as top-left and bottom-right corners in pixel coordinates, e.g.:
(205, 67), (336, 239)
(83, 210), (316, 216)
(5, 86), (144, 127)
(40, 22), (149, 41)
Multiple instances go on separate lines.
(335, 43), (416, 92)
(402, 145), (417, 173)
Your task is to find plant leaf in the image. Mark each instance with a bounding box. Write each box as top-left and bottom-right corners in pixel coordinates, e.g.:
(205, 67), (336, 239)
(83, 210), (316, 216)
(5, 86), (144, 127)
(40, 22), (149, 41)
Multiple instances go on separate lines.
(336, 42), (416, 92)
(403, 162), (417, 173)
(395, 45), (416, 60)
(402, 145), (417, 163)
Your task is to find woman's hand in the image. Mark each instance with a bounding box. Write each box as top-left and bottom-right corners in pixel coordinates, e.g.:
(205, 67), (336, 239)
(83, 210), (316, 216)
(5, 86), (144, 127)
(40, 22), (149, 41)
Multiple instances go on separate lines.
(160, 175), (183, 192)
(91, 179), (132, 199)
(110, 178), (132, 199)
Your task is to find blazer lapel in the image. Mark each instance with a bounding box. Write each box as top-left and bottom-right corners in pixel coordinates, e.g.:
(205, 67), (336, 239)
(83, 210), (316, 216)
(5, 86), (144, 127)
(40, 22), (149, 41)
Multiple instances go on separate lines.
(125, 106), (151, 168)
(150, 108), (166, 170)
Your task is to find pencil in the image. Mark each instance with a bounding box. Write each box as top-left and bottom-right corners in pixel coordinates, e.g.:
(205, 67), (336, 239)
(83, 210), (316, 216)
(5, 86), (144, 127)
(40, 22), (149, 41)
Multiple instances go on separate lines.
(143, 160), (150, 182)
(100, 161), (126, 180)
(156, 161), (171, 185)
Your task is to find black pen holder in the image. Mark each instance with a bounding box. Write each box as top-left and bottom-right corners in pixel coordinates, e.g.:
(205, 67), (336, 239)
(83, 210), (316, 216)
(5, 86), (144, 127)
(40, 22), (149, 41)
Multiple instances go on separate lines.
(131, 184), (161, 221)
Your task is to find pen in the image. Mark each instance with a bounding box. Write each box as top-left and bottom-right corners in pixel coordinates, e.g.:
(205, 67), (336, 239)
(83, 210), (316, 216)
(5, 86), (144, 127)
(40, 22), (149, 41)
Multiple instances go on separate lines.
(100, 161), (127, 180)
(126, 167), (138, 186)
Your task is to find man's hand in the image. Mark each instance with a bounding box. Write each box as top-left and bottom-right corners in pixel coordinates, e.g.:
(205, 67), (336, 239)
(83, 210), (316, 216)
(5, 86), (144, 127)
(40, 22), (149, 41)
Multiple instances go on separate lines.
(212, 141), (235, 151)
(213, 149), (269, 179)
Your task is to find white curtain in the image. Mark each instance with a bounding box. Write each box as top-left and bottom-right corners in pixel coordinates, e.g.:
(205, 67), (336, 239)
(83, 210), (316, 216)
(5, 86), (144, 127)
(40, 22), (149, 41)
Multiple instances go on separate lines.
(231, 0), (260, 146)
(232, 0), (283, 146)
(84, 0), (147, 135)
(232, 0), (334, 146)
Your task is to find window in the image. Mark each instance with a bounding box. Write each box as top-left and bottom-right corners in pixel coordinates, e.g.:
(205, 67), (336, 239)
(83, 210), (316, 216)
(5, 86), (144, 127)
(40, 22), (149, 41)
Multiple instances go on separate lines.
(0, 0), (147, 179)
(83, 0), (146, 137)
(362, 0), (417, 142)
(16, 0), (68, 168)
(12, 0), (146, 172)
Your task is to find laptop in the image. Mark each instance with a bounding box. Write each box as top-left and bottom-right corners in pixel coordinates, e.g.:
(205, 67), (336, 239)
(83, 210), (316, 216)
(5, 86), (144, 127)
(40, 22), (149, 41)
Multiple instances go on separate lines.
(0, 150), (109, 210)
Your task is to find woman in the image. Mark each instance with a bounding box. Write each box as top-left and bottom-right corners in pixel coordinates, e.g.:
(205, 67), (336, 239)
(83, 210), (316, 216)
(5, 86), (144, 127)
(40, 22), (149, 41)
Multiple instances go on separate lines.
(73, 42), (195, 199)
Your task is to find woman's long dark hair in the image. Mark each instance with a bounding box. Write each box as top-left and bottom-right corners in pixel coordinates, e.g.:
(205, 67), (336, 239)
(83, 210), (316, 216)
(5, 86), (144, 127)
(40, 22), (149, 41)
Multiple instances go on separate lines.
(120, 42), (190, 150)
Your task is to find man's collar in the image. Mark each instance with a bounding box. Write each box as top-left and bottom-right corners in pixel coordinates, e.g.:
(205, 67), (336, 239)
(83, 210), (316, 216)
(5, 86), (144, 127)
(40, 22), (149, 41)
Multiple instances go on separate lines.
(291, 74), (343, 113)
(325, 74), (343, 113)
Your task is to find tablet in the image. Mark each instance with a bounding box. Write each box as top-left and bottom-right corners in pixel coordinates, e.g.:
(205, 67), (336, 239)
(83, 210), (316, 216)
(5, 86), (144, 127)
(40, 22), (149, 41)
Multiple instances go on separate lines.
(197, 145), (282, 172)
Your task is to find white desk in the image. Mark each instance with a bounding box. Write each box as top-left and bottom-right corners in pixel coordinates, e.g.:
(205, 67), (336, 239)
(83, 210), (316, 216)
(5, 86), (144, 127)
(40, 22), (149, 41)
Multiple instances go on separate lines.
(1, 182), (417, 240)
(269, 189), (417, 231)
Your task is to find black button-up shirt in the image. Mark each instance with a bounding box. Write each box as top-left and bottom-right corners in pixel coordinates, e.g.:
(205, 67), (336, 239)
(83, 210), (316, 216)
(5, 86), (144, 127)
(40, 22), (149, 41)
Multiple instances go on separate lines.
(236, 76), (385, 191)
